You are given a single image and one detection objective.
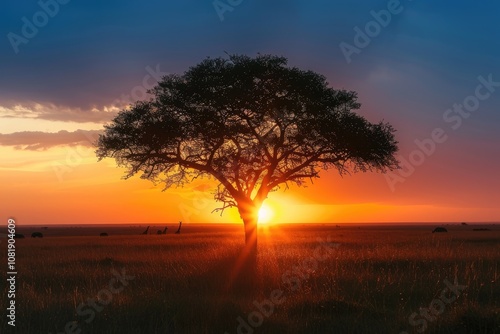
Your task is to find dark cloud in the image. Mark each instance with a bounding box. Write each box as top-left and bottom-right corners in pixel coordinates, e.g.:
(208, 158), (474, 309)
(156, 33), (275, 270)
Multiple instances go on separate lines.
(0, 129), (102, 150)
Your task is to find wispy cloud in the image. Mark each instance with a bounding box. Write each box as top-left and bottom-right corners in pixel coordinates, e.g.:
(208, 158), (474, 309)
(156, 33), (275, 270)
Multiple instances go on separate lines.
(0, 103), (118, 123)
(0, 129), (101, 150)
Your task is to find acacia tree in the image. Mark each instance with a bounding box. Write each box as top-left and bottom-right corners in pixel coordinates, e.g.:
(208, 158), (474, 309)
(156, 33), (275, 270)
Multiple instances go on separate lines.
(96, 54), (398, 254)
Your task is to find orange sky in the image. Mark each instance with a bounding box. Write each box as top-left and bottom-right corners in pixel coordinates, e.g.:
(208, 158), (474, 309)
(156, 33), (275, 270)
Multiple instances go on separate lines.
(1, 133), (499, 225)
(1, 86), (499, 226)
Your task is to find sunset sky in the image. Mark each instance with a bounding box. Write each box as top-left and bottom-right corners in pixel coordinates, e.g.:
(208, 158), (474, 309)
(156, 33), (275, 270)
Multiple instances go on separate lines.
(1, 1), (499, 225)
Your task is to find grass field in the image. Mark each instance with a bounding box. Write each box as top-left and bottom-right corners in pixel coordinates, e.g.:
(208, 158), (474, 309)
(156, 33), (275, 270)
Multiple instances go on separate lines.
(1, 224), (499, 333)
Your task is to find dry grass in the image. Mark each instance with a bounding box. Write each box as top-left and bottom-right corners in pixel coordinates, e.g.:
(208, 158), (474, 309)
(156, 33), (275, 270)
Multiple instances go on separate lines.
(1, 224), (499, 333)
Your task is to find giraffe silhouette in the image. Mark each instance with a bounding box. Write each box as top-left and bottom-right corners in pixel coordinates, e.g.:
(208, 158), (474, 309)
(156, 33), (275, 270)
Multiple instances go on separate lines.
(157, 227), (168, 235)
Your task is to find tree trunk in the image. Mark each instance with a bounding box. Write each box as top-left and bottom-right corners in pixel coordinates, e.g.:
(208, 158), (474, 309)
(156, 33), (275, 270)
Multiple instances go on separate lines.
(238, 200), (259, 255)
(243, 217), (258, 254)
(227, 200), (261, 290)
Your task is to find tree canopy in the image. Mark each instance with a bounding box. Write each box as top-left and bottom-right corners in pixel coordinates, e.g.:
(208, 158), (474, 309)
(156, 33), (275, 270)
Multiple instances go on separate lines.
(96, 54), (399, 250)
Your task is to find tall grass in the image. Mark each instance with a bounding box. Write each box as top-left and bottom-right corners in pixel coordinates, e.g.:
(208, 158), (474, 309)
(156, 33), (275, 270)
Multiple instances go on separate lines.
(1, 225), (499, 333)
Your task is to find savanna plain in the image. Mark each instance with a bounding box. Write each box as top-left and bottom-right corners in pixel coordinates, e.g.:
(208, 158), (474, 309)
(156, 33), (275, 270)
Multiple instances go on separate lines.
(1, 224), (499, 334)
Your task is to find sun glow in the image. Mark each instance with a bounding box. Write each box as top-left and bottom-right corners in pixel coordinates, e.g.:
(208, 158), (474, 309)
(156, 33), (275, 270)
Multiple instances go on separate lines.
(258, 204), (274, 224)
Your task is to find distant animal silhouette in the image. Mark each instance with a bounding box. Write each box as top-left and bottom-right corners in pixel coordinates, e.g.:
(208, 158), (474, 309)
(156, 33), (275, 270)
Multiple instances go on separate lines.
(142, 226), (150, 235)
(100, 232), (109, 237)
(157, 227), (168, 235)
(31, 232), (43, 238)
(14, 233), (25, 239)
(432, 227), (447, 233)
(175, 221), (182, 234)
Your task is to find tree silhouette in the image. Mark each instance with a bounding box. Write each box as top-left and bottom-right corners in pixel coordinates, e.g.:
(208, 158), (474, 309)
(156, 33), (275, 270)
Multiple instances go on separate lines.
(96, 54), (398, 255)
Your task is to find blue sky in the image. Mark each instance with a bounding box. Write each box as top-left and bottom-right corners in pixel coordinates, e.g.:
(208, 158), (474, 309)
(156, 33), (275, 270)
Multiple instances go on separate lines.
(2, 1), (499, 110)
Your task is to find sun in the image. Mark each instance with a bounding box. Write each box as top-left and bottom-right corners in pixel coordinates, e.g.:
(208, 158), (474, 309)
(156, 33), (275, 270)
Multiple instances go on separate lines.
(258, 204), (274, 224)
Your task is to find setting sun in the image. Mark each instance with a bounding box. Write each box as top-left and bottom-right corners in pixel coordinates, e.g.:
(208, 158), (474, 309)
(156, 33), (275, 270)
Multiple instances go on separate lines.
(258, 204), (274, 224)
